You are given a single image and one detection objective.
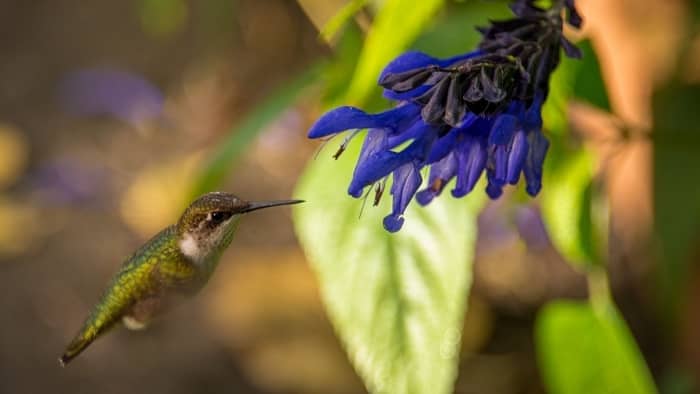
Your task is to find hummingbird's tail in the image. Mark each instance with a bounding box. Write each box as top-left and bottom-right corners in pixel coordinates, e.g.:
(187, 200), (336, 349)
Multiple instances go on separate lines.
(59, 331), (97, 366)
(59, 315), (113, 367)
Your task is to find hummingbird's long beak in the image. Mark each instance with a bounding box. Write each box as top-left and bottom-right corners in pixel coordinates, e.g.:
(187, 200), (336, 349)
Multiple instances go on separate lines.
(242, 199), (304, 213)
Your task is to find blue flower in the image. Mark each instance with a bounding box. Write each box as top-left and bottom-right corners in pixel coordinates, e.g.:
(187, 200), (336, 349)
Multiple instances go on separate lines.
(308, 0), (582, 232)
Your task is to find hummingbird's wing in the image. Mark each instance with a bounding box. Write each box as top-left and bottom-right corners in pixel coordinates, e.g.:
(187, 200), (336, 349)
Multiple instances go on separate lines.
(60, 226), (181, 366)
(120, 251), (199, 329)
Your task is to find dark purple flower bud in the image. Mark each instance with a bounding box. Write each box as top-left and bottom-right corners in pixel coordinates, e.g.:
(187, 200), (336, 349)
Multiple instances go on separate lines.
(523, 130), (550, 196)
(564, 0), (583, 28)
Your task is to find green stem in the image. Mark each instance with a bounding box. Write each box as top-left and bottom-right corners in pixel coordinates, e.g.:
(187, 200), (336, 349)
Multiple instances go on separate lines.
(587, 268), (611, 309)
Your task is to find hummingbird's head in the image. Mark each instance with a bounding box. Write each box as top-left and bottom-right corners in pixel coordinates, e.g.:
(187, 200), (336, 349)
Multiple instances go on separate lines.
(176, 192), (303, 262)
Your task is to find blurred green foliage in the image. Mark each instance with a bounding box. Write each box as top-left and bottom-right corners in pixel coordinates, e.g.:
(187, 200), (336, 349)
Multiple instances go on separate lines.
(319, 0), (368, 43)
(411, 1), (509, 57)
(189, 62), (325, 200)
(653, 82), (700, 320)
(293, 136), (484, 394)
(535, 35), (659, 394)
(322, 23), (364, 106)
(343, 0), (445, 106)
(542, 39), (608, 135)
(571, 40), (611, 112)
(536, 299), (657, 394)
(541, 149), (598, 268)
(540, 40), (609, 268)
(139, 0), (188, 37)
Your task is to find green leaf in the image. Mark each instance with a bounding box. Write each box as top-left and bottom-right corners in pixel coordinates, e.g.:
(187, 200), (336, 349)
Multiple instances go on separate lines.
(536, 300), (657, 394)
(540, 148), (597, 268)
(344, 0), (445, 105)
(188, 62), (325, 199)
(293, 134), (485, 394)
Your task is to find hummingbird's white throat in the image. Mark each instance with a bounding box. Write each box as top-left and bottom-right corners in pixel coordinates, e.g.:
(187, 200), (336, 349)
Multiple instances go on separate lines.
(179, 232), (202, 261)
(178, 214), (239, 262)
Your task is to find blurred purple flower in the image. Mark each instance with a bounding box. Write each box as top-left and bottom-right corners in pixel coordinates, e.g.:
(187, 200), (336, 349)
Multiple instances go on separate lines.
(308, 0), (582, 232)
(32, 159), (107, 204)
(515, 205), (551, 249)
(58, 69), (164, 126)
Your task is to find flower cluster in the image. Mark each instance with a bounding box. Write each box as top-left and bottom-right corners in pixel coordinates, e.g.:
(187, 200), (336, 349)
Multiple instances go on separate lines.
(308, 0), (582, 232)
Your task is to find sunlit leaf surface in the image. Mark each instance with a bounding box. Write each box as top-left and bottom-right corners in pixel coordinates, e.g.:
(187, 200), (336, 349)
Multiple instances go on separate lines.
(536, 300), (657, 394)
(294, 134), (484, 394)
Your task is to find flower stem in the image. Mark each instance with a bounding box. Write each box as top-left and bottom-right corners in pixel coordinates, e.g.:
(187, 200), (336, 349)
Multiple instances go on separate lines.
(587, 267), (612, 309)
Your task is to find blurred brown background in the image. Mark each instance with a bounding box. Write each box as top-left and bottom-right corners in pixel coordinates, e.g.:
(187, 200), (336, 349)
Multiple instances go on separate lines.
(0, 0), (697, 393)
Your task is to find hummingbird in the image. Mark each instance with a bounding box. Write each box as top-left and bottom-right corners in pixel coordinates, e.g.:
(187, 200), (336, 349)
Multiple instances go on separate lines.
(59, 192), (302, 366)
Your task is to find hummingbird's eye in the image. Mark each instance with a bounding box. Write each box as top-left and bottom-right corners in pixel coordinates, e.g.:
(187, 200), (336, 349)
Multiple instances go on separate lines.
(209, 211), (232, 224)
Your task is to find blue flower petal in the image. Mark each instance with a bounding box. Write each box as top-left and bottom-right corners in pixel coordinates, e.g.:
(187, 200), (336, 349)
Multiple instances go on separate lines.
(426, 114), (480, 163)
(348, 126), (434, 197)
(383, 163), (422, 232)
(491, 145), (508, 186)
(386, 119), (428, 149)
(465, 116), (494, 138)
(349, 152), (405, 197)
(452, 137), (486, 197)
(486, 174), (504, 199)
(426, 128), (459, 163)
(488, 114), (519, 145)
(307, 105), (419, 138)
(416, 152), (458, 205)
(348, 129), (394, 196)
(523, 93), (544, 131)
(356, 128), (388, 162)
(383, 215), (405, 233)
(561, 37), (582, 59)
(506, 130), (529, 184)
